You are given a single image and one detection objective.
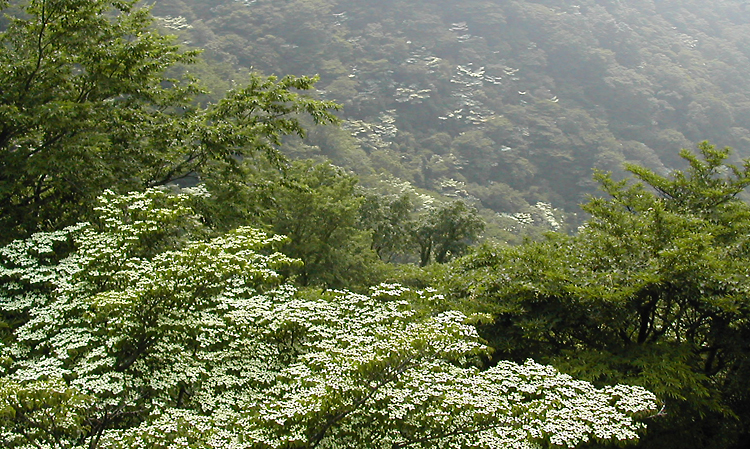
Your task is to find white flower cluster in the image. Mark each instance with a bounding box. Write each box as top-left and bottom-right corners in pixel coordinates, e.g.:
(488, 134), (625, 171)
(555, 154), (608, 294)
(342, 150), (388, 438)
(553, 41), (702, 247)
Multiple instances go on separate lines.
(497, 202), (565, 233)
(533, 201), (562, 231)
(442, 63), (499, 125)
(394, 85), (433, 104)
(155, 15), (193, 30)
(344, 111), (399, 152)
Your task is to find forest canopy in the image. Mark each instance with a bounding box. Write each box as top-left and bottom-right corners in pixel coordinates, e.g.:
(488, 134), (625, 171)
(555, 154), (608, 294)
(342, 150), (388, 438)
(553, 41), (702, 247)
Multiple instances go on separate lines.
(146, 0), (750, 238)
(3, 0), (750, 448)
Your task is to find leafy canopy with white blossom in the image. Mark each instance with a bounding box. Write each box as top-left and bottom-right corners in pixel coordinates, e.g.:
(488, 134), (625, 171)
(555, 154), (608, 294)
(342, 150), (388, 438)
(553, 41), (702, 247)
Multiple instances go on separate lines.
(0, 188), (658, 448)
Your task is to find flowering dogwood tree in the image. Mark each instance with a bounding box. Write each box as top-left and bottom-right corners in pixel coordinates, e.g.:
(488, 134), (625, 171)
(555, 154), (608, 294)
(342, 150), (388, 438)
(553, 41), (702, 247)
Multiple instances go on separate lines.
(0, 188), (658, 448)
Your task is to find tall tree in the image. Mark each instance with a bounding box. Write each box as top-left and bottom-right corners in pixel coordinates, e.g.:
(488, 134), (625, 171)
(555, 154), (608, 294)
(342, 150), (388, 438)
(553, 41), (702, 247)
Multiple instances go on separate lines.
(358, 191), (414, 263)
(415, 200), (485, 267)
(264, 160), (380, 288)
(0, 0), (338, 243)
(446, 142), (750, 449)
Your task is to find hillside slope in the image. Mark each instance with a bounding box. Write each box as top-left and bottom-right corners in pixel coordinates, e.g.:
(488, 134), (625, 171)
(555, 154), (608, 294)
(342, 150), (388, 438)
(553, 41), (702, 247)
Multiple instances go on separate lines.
(151, 0), (750, 232)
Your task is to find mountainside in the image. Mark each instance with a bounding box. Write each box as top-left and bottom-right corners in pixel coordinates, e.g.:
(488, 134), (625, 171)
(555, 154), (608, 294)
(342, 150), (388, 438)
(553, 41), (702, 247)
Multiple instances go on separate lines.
(151, 0), (750, 235)
(4, 3), (750, 447)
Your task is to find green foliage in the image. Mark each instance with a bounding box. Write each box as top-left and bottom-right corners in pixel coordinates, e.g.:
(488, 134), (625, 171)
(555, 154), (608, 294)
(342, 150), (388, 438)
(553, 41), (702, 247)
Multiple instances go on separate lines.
(0, 189), (659, 448)
(3, 0), (739, 446)
(358, 191), (414, 262)
(447, 143), (750, 448)
(0, 187), (295, 447)
(152, 0), (750, 229)
(261, 160), (382, 288)
(0, 0), (194, 239)
(622, 141), (750, 222)
(415, 200), (485, 266)
(0, 378), (92, 448)
(0, 0), (339, 243)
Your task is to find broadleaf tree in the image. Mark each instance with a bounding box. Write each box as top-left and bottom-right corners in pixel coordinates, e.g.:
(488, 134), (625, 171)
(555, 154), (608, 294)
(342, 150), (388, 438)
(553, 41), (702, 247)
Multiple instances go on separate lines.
(261, 160), (382, 288)
(0, 188), (659, 449)
(415, 200), (485, 267)
(446, 142), (750, 449)
(358, 190), (414, 263)
(0, 0), (339, 243)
